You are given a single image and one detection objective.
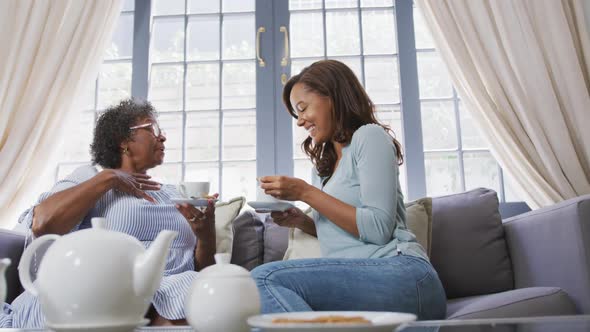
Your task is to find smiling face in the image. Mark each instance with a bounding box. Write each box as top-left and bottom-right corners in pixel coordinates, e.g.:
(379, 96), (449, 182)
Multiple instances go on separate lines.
(290, 82), (334, 145)
(123, 116), (166, 172)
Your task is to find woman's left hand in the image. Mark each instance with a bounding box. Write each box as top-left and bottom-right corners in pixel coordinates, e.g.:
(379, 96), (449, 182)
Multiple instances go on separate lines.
(259, 176), (310, 201)
(176, 194), (218, 239)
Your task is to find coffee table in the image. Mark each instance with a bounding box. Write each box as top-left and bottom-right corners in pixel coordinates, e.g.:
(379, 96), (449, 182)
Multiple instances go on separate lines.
(1, 315), (589, 331)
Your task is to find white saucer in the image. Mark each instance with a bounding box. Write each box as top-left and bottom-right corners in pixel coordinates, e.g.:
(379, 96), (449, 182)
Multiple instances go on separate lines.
(248, 201), (296, 212)
(247, 311), (416, 332)
(171, 198), (218, 207)
(46, 318), (149, 332)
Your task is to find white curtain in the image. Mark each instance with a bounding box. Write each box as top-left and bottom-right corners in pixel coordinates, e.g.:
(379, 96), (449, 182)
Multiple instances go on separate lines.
(0, 0), (122, 229)
(416, 0), (590, 209)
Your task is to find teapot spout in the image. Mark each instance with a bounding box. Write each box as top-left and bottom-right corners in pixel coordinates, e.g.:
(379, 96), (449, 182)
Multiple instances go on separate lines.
(133, 230), (177, 298)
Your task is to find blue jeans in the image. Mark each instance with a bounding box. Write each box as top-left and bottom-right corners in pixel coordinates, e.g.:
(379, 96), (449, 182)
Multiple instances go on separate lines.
(251, 254), (446, 320)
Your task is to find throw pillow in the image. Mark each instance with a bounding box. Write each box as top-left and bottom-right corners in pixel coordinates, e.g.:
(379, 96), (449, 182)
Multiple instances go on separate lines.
(430, 188), (513, 299)
(230, 210), (264, 270)
(214, 196), (245, 255)
(282, 199), (433, 260)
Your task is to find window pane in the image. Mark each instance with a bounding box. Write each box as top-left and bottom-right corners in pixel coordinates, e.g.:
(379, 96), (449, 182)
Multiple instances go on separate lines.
(186, 63), (220, 110)
(464, 152), (500, 193)
(459, 103), (489, 149)
(291, 58), (322, 75)
(97, 62), (132, 109)
(223, 0), (254, 13)
(361, 0), (393, 7)
(222, 14), (255, 60)
(292, 119), (309, 159)
(222, 62), (255, 109)
(289, 0), (322, 10)
(362, 9), (396, 55)
(364, 56), (399, 104)
(421, 101), (458, 150)
(417, 52), (453, 98)
(222, 161), (256, 201)
(104, 13), (134, 60)
(223, 110), (256, 160)
(187, 16), (220, 61)
(414, 6), (435, 49)
(374, 105), (403, 146)
(332, 57), (362, 83)
(294, 159), (314, 186)
(186, 162), (220, 194)
(186, 111), (220, 162)
(121, 0), (134, 11)
(151, 17), (184, 62)
(59, 111), (94, 162)
(290, 12), (324, 58)
(425, 152), (461, 196)
(325, 0), (357, 9)
(153, 0), (185, 16)
(189, 0), (220, 14)
(158, 112), (183, 163)
(148, 163), (182, 184)
(326, 11), (360, 56)
(149, 64), (183, 111)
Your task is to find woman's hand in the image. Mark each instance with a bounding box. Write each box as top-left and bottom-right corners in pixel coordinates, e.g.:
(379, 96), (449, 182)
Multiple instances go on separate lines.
(270, 208), (317, 236)
(107, 169), (161, 203)
(259, 176), (311, 201)
(176, 194), (218, 241)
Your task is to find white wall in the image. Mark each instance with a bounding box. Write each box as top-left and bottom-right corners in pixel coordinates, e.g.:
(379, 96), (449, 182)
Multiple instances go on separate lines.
(584, 0), (590, 36)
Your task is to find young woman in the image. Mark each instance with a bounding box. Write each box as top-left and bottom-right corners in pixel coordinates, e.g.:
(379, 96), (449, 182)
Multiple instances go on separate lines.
(252, 60), (446, 319)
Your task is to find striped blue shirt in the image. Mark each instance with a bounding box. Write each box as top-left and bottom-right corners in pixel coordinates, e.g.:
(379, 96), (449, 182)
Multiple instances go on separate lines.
(1, 165), (198, 328)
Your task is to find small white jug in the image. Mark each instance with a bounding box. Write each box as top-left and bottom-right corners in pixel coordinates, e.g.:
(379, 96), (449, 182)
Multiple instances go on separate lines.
(0, 258), (10, 304)
(185, 253), (260, 332)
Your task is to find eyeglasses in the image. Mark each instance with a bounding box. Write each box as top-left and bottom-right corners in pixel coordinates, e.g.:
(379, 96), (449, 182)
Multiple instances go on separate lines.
(129, 122), (165, 138)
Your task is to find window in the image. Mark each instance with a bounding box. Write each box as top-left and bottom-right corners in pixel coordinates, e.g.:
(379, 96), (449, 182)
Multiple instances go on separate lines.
(147, 0), (257, 200)
(56, 0), (522, 203)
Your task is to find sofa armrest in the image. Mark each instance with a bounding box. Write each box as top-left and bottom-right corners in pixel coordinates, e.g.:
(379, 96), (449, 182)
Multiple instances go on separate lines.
(0, 229), (26, 303)
(503, 195), (590, 314)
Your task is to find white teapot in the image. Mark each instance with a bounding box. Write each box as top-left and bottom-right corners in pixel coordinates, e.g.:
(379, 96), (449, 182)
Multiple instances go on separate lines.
(0, 258), (10, 304)
(186, 253), (260, 332)
(18, 218), (177, 328)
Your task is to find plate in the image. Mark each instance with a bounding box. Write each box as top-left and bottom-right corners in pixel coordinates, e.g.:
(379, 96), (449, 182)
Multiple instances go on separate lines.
(46, 318), (149, 332)
(247, 311), (416, 332)
(248, 201), (296, 213)
(171, 198), (218, 207)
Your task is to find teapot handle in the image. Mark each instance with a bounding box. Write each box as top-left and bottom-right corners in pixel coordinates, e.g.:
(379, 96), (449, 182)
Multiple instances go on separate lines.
(18, 234), (60, 297)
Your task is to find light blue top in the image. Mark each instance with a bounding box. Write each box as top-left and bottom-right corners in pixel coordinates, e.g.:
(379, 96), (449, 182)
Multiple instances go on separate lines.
(1, 165), (197, 328)
(311, 124), (428, 260)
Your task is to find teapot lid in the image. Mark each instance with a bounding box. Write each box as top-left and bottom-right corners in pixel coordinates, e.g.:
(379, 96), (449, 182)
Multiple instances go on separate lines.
(198, 253), (250, 278)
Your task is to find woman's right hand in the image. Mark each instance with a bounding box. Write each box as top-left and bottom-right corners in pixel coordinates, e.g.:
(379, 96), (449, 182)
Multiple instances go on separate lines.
(106, 169), (161, 203)
(270, 208), (315, 235)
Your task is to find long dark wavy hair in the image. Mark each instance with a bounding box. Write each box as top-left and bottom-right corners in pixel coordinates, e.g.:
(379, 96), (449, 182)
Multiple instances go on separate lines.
(283, 60), (403, 181)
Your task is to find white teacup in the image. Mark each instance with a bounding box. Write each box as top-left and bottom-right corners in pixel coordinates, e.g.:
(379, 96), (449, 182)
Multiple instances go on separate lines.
(257, 185), (279, 202)
(177, 182), (210, 199)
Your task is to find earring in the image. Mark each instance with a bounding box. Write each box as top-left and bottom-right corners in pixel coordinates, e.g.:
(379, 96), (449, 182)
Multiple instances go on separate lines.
(122, 147), (129, 155)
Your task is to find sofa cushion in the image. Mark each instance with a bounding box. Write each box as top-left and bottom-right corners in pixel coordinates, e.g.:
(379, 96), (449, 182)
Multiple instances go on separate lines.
(430, 188), (513, 299)
(0, 229), (25, 303)
(447, 287), (577, 319)
(214, 196), (245, 256)
(230, 211), (264, 270)
(263, 214), (289, 263)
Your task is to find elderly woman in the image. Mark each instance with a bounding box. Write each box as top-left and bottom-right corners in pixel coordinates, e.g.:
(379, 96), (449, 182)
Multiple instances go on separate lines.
(0, 99), (215, 328)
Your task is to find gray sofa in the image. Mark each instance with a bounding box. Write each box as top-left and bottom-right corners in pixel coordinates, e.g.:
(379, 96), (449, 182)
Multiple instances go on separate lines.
(1, 188), (587, 319)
